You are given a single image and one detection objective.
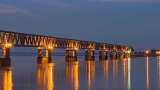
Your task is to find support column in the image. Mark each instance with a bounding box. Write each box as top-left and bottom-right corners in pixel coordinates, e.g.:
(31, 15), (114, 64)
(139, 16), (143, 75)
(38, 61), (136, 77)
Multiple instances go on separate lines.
(37, 47), (53, 62)
(110, 51), (116, 60)
(116, 52), (121, 60)
(65, 49), (78, 62)
(45, 49), (52, 60)
(120, 52), (125, 59)
(85, 50), (95, 61)
(37, 48), (43, 58)
(99, 51), (108, 60)
(124, 52), (130, 58)
(2, 48), (10, 59)
(37, 56), (52, 64)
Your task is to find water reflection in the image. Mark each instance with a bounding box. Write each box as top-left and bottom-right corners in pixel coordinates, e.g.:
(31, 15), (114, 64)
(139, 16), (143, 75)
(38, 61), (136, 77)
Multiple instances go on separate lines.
(146, 57), (150, 90)
(1, 55), (158, 90)
(127, 58), (131, 90)
(121, 58), (127, 88)
(36, 58), (54, 90)
(157, 56), (160, 89)
(85, 60), (95, 90)
(0, 59), (13, 90)
(99, 60), (109, 89)
(120, 58), (131, 90)
(100, 60), (109, 80)
(65, 60), (79, 90)
(112, 60), (118, 80)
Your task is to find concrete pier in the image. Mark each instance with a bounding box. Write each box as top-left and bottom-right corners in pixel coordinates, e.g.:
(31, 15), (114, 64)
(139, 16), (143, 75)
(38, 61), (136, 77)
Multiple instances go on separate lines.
(85, 50), (95, 61)
(99, 51), (108, 60)
(2, 48), (10, 59)
(45, 49), (52, 60)
(37, 48), (43, 58)
(37, 47), (53, 60)
(65, 49), (78, 62)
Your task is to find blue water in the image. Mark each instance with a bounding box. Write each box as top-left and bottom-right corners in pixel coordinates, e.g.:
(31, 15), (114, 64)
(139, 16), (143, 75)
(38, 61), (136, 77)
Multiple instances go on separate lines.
(0, 55), (160, 90)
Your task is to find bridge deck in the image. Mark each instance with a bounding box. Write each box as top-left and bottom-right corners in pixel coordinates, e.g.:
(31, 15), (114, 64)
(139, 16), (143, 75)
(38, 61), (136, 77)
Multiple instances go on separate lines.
(0, 30), (129, 51)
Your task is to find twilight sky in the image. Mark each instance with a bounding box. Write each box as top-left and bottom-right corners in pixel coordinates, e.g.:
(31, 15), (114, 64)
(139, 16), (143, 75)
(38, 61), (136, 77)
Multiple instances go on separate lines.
(0, 0), (160, 50)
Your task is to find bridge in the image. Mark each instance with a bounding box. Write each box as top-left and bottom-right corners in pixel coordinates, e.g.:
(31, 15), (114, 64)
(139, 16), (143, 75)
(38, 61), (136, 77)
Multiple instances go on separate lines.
(0, 30), (132, 61)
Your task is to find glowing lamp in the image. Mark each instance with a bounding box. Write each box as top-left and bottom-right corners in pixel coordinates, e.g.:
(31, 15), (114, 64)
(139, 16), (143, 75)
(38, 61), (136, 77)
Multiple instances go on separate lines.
(145, 50), (150, 54)
(156, 51), (160, 55)
(74, 47), (79, 51)
(47, 45), (53, 50)
(4, 43), (12, 48)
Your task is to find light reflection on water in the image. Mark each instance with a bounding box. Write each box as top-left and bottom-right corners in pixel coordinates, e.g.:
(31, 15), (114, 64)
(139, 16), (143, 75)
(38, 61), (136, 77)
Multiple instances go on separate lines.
(0, 60), (12, 90)
(85, 60), (95, 90)
(0, 56), (160, 90)
(158, 56), (160, 89)
(65, 61), (79, 90)
(146, 57), (150, 90)
(36, 58), (54, 90)
(128, 57), (131, 90)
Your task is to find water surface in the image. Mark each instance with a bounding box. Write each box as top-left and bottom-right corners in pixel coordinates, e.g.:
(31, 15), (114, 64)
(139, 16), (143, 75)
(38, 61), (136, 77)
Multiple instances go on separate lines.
(0, 55), (160, 90)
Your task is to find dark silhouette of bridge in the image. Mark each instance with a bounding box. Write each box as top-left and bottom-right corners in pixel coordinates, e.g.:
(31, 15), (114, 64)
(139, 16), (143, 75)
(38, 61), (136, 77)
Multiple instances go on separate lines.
(0, 30), (132, 61)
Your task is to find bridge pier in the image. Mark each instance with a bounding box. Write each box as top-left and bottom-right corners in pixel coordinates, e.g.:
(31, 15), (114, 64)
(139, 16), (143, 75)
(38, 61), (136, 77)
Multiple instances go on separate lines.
(65, 49), (78, 62)
(2, 48), (10, 59)
(85, 49), (95, 61)
(124, 53), (131, 58)
(120, 51), (131, 59)
(0, 57), (11, 67)
(99, 50), (108, 60)
(109, 51), (117, 60)
(111, 51), (123, 60)
(109, 51), (129, 60)
(37, 48), (43, 58)
(0, 43), (12, 59)
(45, 49), (52, 60)
(119, 52), (125, 59)
(37, 48), (53, 60)
(37, 56), (52, 64)
(116, 52), (122, 60)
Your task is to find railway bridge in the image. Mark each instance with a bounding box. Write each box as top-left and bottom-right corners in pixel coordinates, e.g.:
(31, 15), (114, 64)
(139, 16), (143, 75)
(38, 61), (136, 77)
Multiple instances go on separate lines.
(0, 30), (132, 61)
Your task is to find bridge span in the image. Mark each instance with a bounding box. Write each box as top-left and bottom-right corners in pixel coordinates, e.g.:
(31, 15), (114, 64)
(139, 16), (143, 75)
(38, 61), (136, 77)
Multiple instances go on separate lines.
(0, 30), (132, 61)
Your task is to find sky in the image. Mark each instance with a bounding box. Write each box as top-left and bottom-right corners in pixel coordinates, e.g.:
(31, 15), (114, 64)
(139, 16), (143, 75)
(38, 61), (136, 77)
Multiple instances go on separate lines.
(0, 0), (160, 50)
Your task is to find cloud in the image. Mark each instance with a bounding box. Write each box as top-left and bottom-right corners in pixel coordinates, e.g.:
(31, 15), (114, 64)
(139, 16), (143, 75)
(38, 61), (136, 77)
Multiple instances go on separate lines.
(0, 4), (16, 14)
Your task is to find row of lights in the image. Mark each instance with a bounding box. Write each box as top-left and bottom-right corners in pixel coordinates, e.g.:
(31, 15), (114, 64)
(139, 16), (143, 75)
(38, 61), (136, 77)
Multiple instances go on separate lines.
(2, 43), (132, 54)
(145, 50), (160, 55)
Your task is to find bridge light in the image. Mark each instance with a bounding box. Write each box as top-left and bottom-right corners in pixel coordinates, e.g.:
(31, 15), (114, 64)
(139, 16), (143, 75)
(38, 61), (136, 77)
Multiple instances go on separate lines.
(74, 47), (79, 51)
(156, 51), (160, 55)
(126, 49), (131, 54)
(4, 43), (12, 48)
(145, 50), (150, 54)
(47, 45), (53, 50)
